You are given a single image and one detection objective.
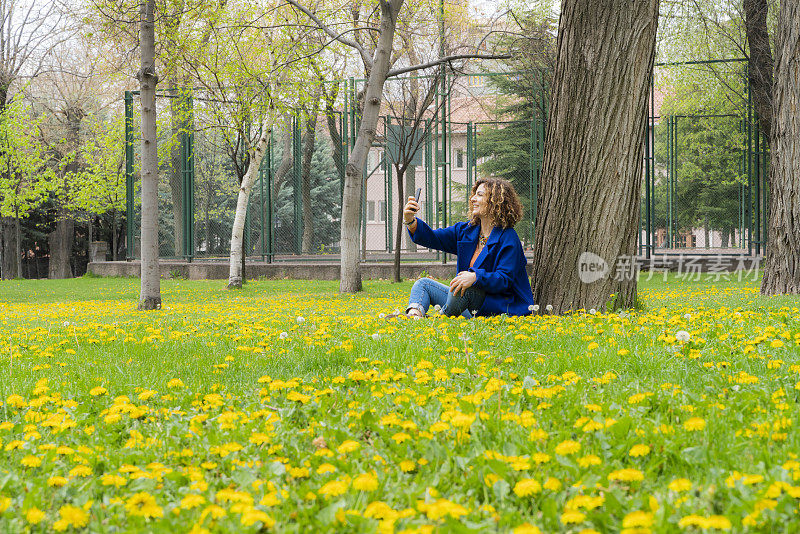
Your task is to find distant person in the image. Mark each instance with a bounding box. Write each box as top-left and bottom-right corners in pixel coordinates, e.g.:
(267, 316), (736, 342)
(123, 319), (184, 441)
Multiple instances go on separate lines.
(398, 177), (535, 318)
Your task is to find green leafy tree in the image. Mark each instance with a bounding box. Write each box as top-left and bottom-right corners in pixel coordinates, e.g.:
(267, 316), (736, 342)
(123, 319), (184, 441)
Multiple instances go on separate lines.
(0, 100), (54, 277)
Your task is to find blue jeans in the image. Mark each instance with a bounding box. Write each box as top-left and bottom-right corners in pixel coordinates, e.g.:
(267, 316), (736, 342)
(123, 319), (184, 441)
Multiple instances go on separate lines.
(407, 277), (486, 318)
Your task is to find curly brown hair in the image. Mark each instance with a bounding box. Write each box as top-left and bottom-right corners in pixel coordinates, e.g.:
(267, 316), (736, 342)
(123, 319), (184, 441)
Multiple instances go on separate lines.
(467, 177), (524, 229)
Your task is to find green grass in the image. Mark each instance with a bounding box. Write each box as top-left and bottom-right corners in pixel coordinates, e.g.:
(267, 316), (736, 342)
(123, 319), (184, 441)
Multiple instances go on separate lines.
(0, 275), (798, 532)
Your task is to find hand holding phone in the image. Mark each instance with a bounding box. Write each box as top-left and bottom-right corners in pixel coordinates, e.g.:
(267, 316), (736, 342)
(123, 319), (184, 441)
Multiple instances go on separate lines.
(404, 188), (422, 225)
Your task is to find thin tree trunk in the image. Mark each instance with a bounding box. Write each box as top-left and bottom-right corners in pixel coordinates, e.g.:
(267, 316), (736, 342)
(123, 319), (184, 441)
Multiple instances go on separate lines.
(743, 0), (773, 141)
(48, 218), (74, 279)
(1, 219), (18, 280)
(137, 0), (161, 310)
(339, 0), (403, 293)
(531, 0), (659, 313)
(761, 1), (800, 295)
(393, 167), (406, 282)
(14, 211), (22, 278)
(228, 120), (274, 288)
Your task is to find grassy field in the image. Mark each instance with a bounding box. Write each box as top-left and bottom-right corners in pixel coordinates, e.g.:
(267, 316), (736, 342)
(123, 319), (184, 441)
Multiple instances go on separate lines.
(0, 274), (798, 532)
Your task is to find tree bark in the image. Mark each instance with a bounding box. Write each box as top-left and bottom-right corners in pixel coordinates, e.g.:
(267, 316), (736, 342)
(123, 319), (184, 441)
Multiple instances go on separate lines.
(48, 218), (74, 279)
(743, 0), (774, 141)
(760, 1), (800, 295)
(531, 0), (659, 313)
(1, 217), (17, 279)
(340, 0), (403, 293)
(15, 213), (21, 277)
(137, 0), (161, 310)
(227, 121), (274, 288)
(393, 167), (405, 282)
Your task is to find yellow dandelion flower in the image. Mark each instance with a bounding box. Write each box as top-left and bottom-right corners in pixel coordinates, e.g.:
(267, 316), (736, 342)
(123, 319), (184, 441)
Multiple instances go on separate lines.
(47, 476), (68, 487)
(683, 417), (706, 431)
(555, 440), (581, 455)
(89, 387), (107, 396)
(25, 507), (46, 524)
(513, 479), (542, 497)
(319, 479), (349, 498)
(53, 504), (89, 532)
(629, 444), (651, 457)
(668, 478), (691, 492)
(180, 494), (206, 510)
(608, 469), (644, 482)
(622, 510), (653, 528)
(353, 473), (379, 492)
(543, 477), (562, 491)
(21, 455), (41, 468)
(125, 493), (163, 519)
(513, 523), (541, 534)
(560, 509), (586, 524)
(399, 460), (416, 472)
(336, 440), (360, 454)
(241, 508), (275, 527)
(577, 455), (602, 467)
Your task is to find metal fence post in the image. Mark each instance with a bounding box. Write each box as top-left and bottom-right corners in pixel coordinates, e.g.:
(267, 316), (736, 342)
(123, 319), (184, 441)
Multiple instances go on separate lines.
(181, 94), (195, 261)
(124, 91), (135, 261)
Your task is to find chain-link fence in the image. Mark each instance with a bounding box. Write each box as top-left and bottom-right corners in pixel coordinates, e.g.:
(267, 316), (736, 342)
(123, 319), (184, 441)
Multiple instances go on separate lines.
(638, 60), (769, 257)
(122, 65), (767, 263)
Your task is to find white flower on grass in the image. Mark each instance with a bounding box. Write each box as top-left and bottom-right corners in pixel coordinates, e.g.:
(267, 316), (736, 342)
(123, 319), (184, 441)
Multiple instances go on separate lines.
(589, 308), (597, 315)
(434, 304), (442, 312)
(545, 304), (553, 313)
(279, 332), (288, 340)
(528, 304), (535, 312)
(683, 313), (692, 320)
(371, 333), (381, 341)
(378, 313), (386, 319)
(532, 304), (540, 312)
(63, 321), (70, 327)
(296, 316), (305, 324)
(675, 330), (691, 343)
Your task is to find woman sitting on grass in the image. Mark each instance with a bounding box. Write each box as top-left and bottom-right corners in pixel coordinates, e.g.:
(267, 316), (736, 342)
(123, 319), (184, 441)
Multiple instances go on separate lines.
(401, 176), (535, 318)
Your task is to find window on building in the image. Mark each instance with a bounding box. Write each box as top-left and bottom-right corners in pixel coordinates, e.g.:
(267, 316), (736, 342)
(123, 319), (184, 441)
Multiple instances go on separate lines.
(467, 75), (484, 87)
(455, 149), (464, 168)
(367, 201), (375, 221)
(377, 201), (386, 222)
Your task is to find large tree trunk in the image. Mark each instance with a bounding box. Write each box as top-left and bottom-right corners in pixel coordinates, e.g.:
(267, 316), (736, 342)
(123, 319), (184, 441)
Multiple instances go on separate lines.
(137, 0), (161, 310)
(531, 0), (659, 313)
(743, 0), (774, 141)
(1, 217), (18, 279)
(48, 218), (74, 279)
(340, 0), (403, 293)
(169, 82), (185, 257)
(761, 2), (800, 295)
(228, 121), (274, 288)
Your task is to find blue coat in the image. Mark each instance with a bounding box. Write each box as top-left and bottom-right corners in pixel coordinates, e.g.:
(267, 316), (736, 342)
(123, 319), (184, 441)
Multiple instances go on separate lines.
(409, 218), (535, 316)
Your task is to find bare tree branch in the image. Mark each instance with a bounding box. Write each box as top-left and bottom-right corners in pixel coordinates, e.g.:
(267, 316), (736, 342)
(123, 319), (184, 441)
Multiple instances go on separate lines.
(386, 53), (511, 78)
(284, 0), (374, 68)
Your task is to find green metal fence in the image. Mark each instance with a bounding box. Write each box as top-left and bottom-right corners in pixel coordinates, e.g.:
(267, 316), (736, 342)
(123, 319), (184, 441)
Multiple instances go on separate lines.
(122, 64), (768, 264)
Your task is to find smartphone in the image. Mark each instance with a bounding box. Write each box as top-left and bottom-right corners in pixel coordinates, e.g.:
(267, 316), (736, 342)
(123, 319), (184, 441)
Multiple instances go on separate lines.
(414, 187), (422, 202)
